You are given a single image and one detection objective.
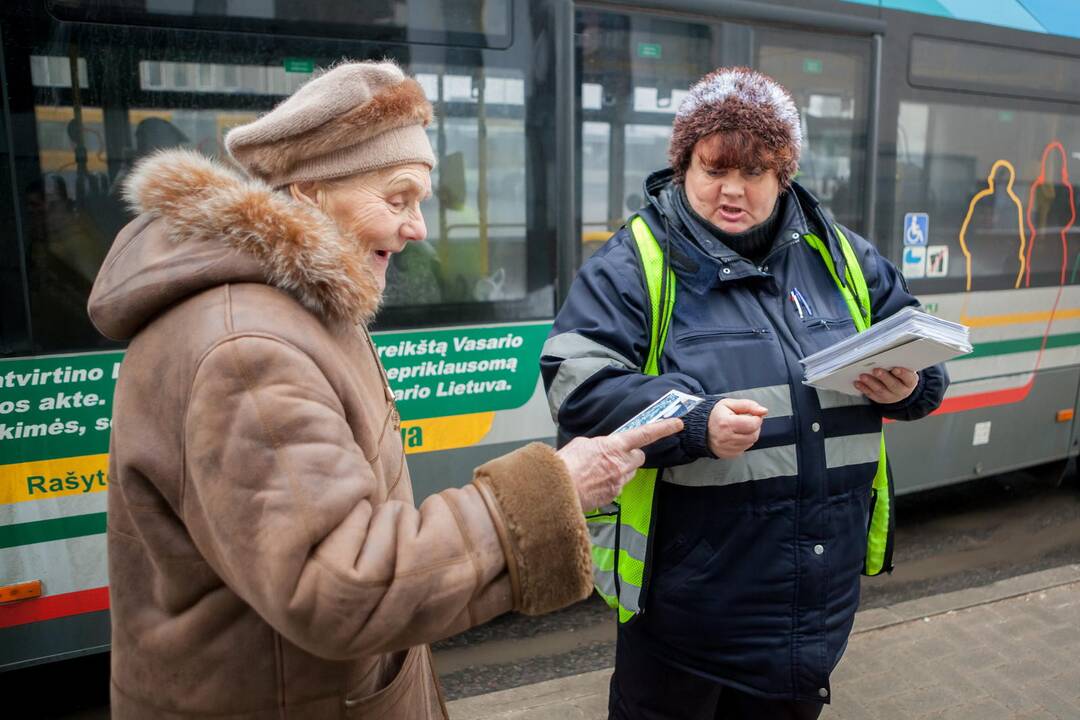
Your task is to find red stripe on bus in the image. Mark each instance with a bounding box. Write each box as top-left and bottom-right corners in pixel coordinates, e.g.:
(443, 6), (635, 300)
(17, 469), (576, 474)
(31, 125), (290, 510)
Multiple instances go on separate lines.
(933, 383), (1033, 415)
(880, 381), (1032, 426)
(0, 586), (109, 629)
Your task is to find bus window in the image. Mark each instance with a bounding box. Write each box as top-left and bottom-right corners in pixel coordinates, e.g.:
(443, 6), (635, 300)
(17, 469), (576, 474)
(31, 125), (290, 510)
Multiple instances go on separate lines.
(26, 63), (111, 329)
(376, 67), (531, 311)
(576, 9), (715, 262)
(895, 100), (1080, 292)
(16, 51), (119, 352)
(0, 93), (31, 356)
(139, 60), (312, 96)
(623, 123), (672, 213)
(48, 0), (512, 48)
(910, 36), (1080, 104)
(757, 30), (872, 234)
(30, 54), (88, 88)
(35, 106), (107, 175)
(2, 2), (553, 355)
(581, 120), (611, 259)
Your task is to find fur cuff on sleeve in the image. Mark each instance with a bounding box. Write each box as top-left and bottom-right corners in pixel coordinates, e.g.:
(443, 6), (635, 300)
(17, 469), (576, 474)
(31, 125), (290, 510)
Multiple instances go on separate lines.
(472, 442), (592, 616)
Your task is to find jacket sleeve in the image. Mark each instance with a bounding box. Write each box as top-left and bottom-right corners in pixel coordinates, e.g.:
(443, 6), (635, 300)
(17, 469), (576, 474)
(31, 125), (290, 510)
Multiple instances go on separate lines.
(181, 335), (592, 660)
(847, 228), (950, 421)
(541, 241), (717, 466)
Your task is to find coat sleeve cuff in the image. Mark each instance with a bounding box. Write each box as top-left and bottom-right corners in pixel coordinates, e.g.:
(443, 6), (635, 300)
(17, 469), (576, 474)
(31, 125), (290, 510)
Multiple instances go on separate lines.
(679, 397), (719, 459)
(472, 442), (593, 616)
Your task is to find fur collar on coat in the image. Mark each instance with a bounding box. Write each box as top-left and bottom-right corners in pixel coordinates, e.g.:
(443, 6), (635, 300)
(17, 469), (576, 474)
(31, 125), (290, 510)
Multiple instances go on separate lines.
(90, 149), (381, 339)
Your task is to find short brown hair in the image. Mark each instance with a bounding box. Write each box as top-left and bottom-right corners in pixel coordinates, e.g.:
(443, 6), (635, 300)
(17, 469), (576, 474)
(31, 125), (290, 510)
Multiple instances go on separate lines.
(688, 129), (796, 184)
(668, 67), (801, 186)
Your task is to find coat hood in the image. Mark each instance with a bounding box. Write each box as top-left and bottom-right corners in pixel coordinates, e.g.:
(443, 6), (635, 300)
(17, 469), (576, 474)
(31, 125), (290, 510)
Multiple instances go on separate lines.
(643, 167), (677, 214)
(88, 149), (381, 340)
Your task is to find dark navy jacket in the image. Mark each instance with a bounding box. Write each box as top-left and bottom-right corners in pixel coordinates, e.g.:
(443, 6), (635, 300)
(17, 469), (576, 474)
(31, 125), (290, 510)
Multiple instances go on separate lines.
(541, 170), (947, 701)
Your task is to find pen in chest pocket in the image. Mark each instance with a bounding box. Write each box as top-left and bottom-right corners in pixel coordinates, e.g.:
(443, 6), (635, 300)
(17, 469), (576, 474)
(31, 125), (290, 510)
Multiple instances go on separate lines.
(789, 291), (804, 319)
(792, 287), (814, 317)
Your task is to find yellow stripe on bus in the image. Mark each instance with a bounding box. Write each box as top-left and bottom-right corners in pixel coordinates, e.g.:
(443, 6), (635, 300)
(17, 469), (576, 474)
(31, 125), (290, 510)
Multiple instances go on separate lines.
(0, 455), (109, 505)
(400, 413), (495, 455)
(3, 414), (498, 502)
(961, 307), (1080, 328)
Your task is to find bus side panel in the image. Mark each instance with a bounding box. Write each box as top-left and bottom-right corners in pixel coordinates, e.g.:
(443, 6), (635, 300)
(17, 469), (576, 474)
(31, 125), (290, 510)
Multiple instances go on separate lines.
(888, 364), (1079, 494)
(0, 609), (109, 671)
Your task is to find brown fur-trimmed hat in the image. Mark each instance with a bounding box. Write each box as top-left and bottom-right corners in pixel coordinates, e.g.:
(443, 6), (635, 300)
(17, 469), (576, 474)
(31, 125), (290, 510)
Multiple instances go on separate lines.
(668, 67), (801, 186)
(226, 60), (435, 188)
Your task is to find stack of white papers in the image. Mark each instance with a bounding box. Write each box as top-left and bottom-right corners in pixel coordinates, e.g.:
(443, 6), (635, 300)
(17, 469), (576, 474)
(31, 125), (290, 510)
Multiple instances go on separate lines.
(801, 307), (972, 396)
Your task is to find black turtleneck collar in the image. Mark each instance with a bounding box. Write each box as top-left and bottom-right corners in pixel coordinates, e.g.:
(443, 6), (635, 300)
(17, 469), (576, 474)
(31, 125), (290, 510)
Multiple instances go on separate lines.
(674, 185), (785, 266)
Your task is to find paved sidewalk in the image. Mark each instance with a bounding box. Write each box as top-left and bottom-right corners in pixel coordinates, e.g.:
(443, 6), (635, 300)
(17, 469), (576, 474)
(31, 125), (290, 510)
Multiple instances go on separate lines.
(447, 565), (1080, 719)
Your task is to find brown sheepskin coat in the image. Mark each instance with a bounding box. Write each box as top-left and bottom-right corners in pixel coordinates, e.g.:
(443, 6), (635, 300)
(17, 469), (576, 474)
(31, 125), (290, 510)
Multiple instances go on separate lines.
(87, 150), (592, 719)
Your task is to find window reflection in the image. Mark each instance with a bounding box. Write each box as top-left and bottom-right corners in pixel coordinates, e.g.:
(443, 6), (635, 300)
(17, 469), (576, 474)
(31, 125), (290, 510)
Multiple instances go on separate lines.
(620, 123), (670, 224)
(758, 33), (870, 232)
(577, 11), (715, 261)
(581, 121), (611, 259)
(49, 0), (512, 47)
(139, 60), (312, 95)
(30, 55), (88, 88)
(896, 101), (1080, 290)
(17, 43), (534, 353)
(910, 36), (1080, 103)
(382, 68), (528, 308)
(26, 102), (112, 350)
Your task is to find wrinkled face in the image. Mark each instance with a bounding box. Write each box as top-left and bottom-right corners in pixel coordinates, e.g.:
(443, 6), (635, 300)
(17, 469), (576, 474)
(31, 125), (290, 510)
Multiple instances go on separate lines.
(295, 163), (431, 292)
(683, 134), (781, 234)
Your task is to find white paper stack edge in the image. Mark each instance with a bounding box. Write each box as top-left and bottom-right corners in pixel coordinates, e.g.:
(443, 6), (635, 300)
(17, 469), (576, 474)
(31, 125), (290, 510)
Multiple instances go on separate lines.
(800, 307), (972, 396)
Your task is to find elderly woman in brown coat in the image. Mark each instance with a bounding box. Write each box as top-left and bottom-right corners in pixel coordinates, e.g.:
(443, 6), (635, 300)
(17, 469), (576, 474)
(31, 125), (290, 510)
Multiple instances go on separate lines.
(88, 61), (679, 719)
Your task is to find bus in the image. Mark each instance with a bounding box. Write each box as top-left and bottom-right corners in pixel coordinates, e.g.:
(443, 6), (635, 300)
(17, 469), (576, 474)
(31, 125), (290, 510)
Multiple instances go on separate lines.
(2, 0), (1079, 671)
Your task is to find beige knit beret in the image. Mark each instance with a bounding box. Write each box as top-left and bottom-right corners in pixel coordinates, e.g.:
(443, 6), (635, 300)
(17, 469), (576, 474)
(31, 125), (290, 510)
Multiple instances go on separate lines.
(226, 60), (436, 188)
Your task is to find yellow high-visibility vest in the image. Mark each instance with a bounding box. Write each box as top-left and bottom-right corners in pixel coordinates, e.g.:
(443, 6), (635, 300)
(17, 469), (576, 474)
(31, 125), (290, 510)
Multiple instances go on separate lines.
(586, 214), (893, 624)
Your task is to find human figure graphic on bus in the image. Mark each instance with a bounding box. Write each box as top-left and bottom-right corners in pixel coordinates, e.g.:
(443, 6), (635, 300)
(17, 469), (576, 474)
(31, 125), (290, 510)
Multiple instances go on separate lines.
(542, 67), (948, 719)
(959, 159), (1028, 291)
(1025, 142), (1076, 288)
(87, 61), (682, 719)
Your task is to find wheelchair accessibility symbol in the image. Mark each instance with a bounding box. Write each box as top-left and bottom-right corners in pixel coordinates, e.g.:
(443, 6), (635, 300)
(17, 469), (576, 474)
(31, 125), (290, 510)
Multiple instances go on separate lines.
(904, 213), (929, 246)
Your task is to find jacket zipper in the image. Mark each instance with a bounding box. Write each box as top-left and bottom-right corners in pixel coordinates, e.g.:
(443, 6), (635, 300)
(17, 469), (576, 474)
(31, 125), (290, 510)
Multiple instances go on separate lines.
(678, 328), (769, 345)
(805, 318), (854, 330)
(360, 327), (401, 430)
(756, 235), (802, 272)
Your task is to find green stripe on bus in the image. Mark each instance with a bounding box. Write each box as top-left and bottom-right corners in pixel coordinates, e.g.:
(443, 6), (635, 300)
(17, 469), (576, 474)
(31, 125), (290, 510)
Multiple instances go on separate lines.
(967, 332), (1080, 360)
(0, 512), (106, 549)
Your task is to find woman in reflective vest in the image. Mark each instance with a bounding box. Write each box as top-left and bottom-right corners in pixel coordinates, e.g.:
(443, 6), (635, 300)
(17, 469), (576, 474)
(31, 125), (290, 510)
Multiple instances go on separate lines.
(541, 67), (948, 720)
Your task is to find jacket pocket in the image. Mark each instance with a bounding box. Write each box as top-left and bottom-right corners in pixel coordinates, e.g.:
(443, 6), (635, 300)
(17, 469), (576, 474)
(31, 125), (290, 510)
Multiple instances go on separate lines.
(798, 316), (857, 357)
(677, 328), (769, 346)
(344, 645), (444, 719)
(653, 537), (715, 596)
(672, 328), (780, 394)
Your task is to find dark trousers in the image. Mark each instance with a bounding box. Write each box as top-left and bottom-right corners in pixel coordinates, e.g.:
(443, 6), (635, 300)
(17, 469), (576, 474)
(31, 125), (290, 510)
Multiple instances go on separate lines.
(609, 624), (824, 720)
